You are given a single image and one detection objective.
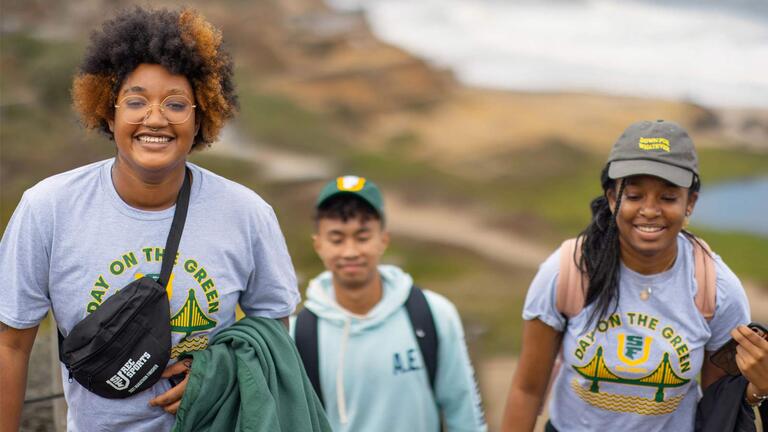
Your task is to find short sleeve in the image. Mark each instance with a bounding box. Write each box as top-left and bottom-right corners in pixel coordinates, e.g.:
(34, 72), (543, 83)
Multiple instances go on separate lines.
(238, 203), (300, 319)
(0, 192), (52, 328)
(705, 254), (750, 351)
(522, 248), (566, 332)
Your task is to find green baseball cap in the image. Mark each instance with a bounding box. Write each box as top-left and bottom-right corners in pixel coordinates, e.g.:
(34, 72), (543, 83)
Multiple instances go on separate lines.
(607, 120), (699, 187)
(316, 175), (384, 217)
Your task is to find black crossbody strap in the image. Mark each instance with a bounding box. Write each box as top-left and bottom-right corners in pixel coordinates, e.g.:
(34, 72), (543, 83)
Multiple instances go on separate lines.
(295, 308), (323, 406)
(157, 168), (191, 287)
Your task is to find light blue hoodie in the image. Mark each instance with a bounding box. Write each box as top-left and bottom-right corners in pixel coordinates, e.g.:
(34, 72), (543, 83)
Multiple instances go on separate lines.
(291, 265), (487, 432)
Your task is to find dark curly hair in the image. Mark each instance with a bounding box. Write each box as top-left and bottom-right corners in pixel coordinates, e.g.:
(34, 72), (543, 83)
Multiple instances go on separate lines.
(72, 6), (237, 149)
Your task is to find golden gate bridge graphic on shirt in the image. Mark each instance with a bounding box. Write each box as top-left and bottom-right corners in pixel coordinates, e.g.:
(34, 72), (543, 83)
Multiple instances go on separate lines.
(169, 289), (217, 358)
(569, 345), (691, 415)
(139, 274), (217, 358)
(170, 289), (216, 337)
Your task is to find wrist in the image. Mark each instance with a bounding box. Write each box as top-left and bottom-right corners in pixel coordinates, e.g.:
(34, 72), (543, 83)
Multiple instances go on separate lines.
(749, 381), (768, 396)
(746, 382), (768, 406)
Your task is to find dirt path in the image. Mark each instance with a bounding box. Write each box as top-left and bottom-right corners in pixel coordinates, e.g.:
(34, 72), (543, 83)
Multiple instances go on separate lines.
(480, 356), (549, 432)
(211, 126), (336, 182)
(386, 195), (552, 268)
(211, 125), (555, 267)
(213, 126), (554, 268)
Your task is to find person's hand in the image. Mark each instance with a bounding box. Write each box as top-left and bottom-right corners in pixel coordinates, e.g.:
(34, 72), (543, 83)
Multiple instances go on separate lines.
(732, 325), (768, 396)
(149, 358), (192, 414)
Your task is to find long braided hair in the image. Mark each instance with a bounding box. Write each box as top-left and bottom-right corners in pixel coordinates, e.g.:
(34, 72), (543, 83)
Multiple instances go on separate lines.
(576, 165), (702, 328)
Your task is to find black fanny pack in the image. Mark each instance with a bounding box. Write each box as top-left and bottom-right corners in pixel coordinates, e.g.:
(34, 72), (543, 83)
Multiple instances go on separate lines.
(58, 169), (191, 399)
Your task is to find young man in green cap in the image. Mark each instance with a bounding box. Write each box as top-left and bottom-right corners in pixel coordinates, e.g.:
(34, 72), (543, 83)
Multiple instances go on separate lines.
(292, 175), (487, 432)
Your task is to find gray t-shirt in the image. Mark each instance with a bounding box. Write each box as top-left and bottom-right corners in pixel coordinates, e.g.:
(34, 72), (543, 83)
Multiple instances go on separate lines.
(523, 234), (750, 432)
(0, 159), (300, 431)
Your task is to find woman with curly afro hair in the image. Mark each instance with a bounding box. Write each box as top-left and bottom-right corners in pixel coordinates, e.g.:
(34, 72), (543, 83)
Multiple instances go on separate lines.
(0, 7), (300, 431)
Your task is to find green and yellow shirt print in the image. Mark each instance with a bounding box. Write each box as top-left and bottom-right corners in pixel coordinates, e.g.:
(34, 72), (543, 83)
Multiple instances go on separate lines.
(85, 246), (223, 359)
(567, 312), (694, 415)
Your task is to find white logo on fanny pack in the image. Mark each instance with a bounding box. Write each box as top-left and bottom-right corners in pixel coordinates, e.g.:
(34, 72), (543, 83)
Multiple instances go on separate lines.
(106, 352), (152, 391)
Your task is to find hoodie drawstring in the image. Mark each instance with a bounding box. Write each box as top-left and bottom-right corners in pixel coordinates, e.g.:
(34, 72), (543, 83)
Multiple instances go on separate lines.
(337, 316), (351, 424)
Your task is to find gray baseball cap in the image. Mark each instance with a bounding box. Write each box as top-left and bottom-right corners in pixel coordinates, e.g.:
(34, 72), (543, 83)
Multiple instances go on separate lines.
(607, 119), (699, 187)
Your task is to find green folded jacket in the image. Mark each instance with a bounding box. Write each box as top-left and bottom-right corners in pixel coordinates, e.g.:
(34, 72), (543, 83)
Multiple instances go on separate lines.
(172, 317), (331, 432)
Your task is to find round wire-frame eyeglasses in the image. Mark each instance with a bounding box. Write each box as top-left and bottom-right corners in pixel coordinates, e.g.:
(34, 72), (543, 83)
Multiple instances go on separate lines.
(114, 95), (197, 125)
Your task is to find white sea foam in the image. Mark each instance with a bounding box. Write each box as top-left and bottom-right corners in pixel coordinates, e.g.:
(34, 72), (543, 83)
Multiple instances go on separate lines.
(328, 0), (768, 108)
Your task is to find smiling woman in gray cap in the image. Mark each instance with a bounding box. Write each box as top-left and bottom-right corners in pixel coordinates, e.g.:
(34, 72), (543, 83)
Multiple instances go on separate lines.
(500, 120), (766, 431)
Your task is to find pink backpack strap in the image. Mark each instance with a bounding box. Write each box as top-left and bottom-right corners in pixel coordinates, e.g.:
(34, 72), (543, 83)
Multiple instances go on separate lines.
(556, 238), (588, 318)
(555, 236), (716, 320)
(544, 238), (587, 414)
(692, 238), (717, 321)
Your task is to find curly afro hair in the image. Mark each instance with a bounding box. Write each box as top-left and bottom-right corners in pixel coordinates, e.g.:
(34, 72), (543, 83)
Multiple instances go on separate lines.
(72, 7), (237, 149)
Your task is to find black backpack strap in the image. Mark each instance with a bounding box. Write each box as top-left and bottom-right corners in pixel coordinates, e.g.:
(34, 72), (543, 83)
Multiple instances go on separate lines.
(295, 308), (323, 406)
(405, 285), (439, 392)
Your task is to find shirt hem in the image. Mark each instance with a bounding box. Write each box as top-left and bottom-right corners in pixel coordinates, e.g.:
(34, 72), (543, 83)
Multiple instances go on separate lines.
(523, 312), (565, 332)
(0, 311), (42, 330)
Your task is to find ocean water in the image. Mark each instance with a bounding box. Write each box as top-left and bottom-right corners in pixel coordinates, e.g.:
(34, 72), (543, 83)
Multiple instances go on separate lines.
(327, 0), (768, 108)
(692, 177), (768, 237)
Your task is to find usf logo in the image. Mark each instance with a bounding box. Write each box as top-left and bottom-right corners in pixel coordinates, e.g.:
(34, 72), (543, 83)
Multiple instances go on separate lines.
(617, 333), (652, 368)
